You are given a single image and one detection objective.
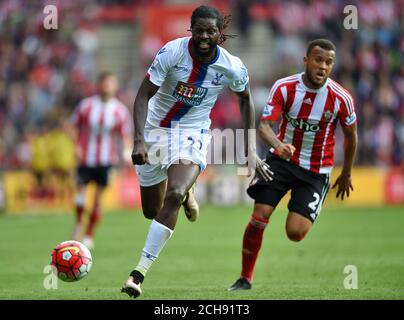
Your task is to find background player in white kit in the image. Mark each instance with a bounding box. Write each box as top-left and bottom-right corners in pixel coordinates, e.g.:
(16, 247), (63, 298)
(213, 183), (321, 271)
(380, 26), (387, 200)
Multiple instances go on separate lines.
(121, 5), (271, 298)
(228, 39), (358, 291)
(70, 72), (131, 249)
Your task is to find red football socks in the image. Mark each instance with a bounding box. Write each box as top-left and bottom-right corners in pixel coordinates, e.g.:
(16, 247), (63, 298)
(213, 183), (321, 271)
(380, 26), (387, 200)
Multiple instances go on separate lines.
(241, 214), (269, 283)
(85, 207), (101, 237)
(75, 205), (84, 224)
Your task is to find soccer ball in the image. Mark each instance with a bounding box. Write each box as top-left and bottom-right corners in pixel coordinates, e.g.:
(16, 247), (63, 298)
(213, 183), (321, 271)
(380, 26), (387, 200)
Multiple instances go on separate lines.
(51, 240), (92, 282)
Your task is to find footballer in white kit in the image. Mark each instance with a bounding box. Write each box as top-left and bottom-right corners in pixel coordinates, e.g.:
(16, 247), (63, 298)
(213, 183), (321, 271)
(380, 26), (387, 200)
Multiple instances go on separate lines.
(136, 36), (249, 187)
(122, 5), (272, 299)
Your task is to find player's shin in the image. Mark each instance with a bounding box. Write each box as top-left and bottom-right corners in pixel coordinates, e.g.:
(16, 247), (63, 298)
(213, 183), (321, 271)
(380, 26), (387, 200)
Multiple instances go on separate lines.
(133, 220), (174, 280)
(241, 214), (269, 283)
(71, 192), (85, 240)
(75, 192), (85, 223)
(85, 206), (101, 237)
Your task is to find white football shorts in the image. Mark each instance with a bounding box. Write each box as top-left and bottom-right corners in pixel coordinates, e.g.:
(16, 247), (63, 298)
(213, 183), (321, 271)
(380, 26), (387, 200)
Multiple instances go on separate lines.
(135, 126), (212, 187)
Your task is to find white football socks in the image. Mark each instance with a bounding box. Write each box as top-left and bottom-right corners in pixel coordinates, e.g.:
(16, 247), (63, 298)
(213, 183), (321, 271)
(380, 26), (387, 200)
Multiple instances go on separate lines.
(134, 220), (173, 277)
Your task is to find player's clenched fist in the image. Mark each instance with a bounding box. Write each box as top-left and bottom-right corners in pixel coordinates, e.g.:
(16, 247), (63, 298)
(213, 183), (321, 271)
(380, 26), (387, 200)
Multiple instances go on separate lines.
(275, 143), (296, 160)
(131, 141), (149, 165)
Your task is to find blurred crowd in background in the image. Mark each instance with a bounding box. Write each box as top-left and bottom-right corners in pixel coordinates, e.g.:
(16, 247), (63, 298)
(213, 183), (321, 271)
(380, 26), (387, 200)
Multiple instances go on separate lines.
(0, 0), (403, 179)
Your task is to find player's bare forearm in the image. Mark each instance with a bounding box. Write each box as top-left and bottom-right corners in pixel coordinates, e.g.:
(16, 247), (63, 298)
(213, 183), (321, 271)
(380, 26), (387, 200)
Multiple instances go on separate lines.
(341, 124), (358, 176)
(258, 120), (281, 149)
(332, 124), (357, 200)
(133, 99), (147, 142)
(131, 77), (159, 165)
(235, 87), (273, 181)
(133, 77), (159, 142)
(236, 86), (255, 157)
(258, 120), (295, 159)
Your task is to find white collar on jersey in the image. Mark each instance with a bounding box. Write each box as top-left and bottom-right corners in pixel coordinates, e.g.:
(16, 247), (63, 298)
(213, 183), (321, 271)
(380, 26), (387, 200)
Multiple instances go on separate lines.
(299, 72), (330, 93)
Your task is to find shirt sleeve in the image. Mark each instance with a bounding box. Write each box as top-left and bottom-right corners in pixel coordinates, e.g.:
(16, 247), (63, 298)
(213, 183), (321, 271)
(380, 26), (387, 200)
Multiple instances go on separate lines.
(146, 44), (175, 87)
(229, 58), (249, 92)
(338, 93), (357, 127)
(260, 82), (285, 122)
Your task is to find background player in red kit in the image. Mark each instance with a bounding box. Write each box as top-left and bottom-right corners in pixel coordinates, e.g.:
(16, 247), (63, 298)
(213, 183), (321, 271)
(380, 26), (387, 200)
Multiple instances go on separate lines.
(70, 72), (131, 249)
(228, 39), (358, 290)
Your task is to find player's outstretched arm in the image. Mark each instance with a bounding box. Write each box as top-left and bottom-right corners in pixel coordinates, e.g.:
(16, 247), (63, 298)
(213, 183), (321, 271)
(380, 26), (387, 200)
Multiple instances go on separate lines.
(258, 119), (295, 160)
(234, 87), (273, 181)
(235, 85), (255, 176)
(132, 77), (159, 165)
(332, 123), (358, 200)
(235, 85), (255, 158)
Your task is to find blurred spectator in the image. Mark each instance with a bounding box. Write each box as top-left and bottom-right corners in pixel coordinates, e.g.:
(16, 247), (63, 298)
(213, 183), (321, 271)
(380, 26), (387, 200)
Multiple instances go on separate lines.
(0, 0), (98, 169)
(29, 123), (51, 198)
(229, 0), (403, 166)
(0, 0), (403, 170)
(232, 0), (252, 40)
(47, 115), (76, 204)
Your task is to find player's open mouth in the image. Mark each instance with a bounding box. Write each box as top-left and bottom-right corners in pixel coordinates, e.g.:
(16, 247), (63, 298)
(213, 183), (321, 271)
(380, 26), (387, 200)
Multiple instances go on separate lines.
(315, 73), (325, 81)
(198, 42), (210, 50)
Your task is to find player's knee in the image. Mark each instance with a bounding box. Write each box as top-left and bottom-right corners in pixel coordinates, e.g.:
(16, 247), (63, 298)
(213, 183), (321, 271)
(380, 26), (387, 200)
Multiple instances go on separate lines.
(286, 228), (306, 242)
(252, 205), (272, 220)
(164, 188), (186, 206)
(253, 209), (271, 220)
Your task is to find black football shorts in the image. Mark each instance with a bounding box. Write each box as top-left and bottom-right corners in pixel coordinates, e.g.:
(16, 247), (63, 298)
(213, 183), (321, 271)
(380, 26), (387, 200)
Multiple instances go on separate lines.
(247, 153), (330, 223)
(76, 166), (111, 187)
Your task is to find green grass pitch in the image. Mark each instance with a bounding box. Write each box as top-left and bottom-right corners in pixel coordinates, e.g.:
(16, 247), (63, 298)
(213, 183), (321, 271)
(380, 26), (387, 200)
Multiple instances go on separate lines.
(0, 205), (403, 300)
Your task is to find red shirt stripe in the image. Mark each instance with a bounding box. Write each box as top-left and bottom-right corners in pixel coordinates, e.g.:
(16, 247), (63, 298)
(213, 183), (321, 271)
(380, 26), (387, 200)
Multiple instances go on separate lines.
(73, 95), (130, 167)
(309, 88), (334, 173)
(262, 74), (356, 174)
(290, 91), (317, 166)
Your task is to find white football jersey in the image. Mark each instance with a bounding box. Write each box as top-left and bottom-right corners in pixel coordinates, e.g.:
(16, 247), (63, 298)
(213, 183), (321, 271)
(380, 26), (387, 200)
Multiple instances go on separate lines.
(145, 37), (249, 130)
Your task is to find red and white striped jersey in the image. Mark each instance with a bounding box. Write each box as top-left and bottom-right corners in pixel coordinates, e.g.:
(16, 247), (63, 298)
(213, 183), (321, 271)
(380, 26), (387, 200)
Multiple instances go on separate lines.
(71, 95), (131, 167)
(261, 73), (357, 174)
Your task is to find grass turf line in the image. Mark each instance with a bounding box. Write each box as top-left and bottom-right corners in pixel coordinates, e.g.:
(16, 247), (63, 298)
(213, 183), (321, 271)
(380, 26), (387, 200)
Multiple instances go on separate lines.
(0, 206), (403, 299)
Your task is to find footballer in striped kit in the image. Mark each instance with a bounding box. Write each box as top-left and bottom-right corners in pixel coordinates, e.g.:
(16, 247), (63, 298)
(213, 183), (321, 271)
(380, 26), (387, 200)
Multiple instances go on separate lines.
(70, 72), (132, 249)
(228, 38), (358, 291)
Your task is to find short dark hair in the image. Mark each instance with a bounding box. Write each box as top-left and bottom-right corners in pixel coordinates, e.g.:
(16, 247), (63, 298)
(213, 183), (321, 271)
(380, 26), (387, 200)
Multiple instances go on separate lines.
(306, 39), (336, 56)
(191, 5), (224, 31)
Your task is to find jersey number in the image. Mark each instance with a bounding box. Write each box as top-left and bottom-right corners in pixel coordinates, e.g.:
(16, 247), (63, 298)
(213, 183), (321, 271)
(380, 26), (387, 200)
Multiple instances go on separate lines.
(308, 192), (320, 211)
